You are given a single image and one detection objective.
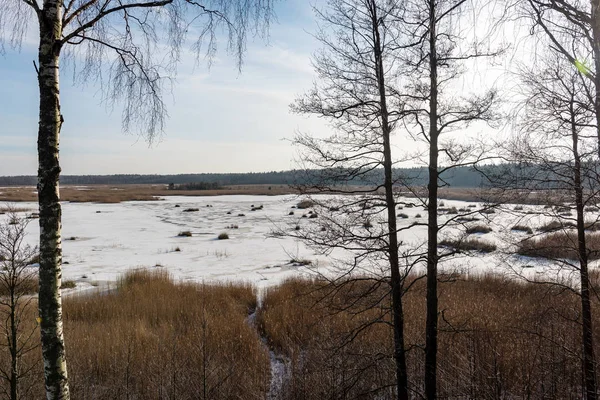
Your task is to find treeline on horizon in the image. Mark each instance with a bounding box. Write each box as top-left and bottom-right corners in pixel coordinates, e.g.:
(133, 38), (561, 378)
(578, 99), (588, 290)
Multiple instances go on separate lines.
(0, 163), (565, 188)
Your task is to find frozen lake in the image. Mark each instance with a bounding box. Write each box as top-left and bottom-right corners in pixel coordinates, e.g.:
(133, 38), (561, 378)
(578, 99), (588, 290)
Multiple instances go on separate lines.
(1, 194), (586, 292)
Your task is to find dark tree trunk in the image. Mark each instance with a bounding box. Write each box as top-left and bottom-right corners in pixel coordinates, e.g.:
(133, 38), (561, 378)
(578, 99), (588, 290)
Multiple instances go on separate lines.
(37, 1), (70, 399)
(10, 290), (18, 400)
(592, 0), (600, 157)
(425, 0), (439, 397)
(571, 102), (597, 400)
(369, 2), (409, 398)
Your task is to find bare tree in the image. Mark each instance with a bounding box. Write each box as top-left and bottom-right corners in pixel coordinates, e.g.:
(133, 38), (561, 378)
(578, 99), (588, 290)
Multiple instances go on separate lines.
(290, 0), (412, 398)
(0, 210), (40, 400)
(523, 0), (600, 156)
(0, 1), (276, 398)
(395, 0), (503, 397)
(500, 53), (600, 399)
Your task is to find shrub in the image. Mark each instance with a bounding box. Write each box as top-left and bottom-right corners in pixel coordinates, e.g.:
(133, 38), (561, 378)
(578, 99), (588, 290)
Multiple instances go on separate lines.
(288, 211), (294, 216)
(466, 225), (492, 234)
(309, 213), (318, 219)
(415, 214), (422, 218)
(514, 205), (524, 211)
(225, 224), (239, 229)
(183, 208), (200, 212)
(480, 208), (495, 215)
(511, 225), (533, 234)
(218, 232), (229, 240)
(177, 231), (192, 237)
(439, 238), (496, 253)
(238, 213), (246, 217)
(363, 220), (373, 228)
(397, 213), (409, 219)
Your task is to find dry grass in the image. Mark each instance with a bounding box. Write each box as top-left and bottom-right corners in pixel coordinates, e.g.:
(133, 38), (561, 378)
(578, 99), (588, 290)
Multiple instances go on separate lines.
(0, 184), (299, 203)
(517, 231), (600, 260)
(512, 224), (533, 234)
(7, 270), (269, 399)
(258, 274), (593, 399)
(465, 224), (492, 234)
(537, 220), (576, 233)
(439, 238), (497, 253)
(0, 273), (38, 296)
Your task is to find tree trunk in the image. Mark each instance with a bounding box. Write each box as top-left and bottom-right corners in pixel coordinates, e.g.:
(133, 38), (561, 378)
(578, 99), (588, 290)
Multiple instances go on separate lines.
(571, 103), (598, 400)
(591, 0), (600, 157)
(370, 2), (409, 398)
(425, 0), (439, 397)
(37, 2), (70, 399)
(10, 289), (18, 400)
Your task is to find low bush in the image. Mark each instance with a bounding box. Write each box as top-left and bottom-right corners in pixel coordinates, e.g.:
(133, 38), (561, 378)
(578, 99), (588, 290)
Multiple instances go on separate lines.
(183, 208), (199, 212)
(177, 231), (192, 237)
(218, 232), (229, 240)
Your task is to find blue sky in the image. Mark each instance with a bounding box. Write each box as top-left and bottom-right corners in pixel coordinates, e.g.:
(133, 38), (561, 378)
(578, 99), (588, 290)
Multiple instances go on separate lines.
(0, 0), (330, 175)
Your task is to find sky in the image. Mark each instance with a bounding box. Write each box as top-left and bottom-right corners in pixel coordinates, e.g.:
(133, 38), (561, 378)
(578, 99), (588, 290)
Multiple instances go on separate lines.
(0, 0), (334, 176)
(0, 0), (520, 176)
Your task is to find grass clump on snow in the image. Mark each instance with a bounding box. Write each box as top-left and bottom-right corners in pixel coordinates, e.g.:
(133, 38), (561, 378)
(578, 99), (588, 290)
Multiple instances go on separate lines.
(512, 225), (533, 234)
(517, 231), (600, 260)
(218, 232), (229, 240)
(61, 280), (77, 289)
(439, 238), (496, 253)
(538, 220), (576, 233)
(465, 224), (492, 234)
(177, 231), (192, 237)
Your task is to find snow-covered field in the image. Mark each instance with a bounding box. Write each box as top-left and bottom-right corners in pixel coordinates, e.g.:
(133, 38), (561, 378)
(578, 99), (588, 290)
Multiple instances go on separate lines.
(1, 194), (588, 292)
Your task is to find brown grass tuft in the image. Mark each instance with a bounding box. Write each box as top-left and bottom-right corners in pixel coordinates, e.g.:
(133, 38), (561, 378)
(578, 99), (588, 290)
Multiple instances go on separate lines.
(439, 238), (497, 253)
(465, 224), (492, 234)
(517, 231), (600, 260)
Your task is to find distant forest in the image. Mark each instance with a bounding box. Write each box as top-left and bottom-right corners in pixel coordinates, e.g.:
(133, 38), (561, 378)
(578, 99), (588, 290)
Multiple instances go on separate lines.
(0, 165), (498, 188)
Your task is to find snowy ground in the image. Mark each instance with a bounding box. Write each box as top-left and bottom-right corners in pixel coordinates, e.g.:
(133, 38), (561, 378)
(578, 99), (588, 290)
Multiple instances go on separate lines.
(1, 194), (591, 293)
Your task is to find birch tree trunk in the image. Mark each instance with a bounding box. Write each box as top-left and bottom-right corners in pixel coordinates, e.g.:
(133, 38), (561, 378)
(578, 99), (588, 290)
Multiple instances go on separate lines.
(36, 1), (70, 398)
